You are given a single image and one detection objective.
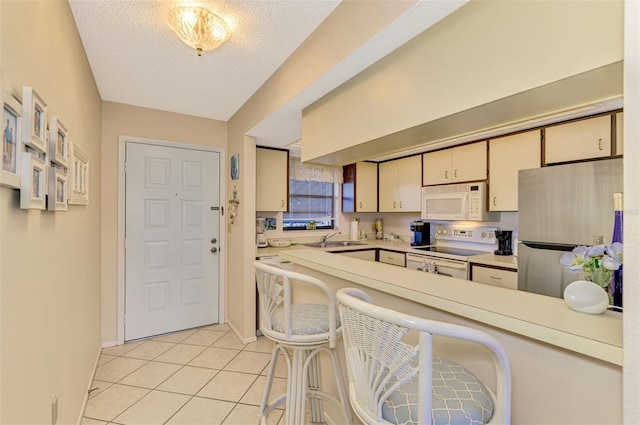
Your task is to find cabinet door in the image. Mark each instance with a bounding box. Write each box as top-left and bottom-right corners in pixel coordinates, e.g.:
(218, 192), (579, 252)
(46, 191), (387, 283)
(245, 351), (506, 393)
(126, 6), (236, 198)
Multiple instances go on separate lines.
(378, 161), (398, 212)
(545, 115), (612, 164)
(616, 112), (623, 156)
(338, 249), (376, 261)
(422, 149), (451, 185)
(451, 142), (487, 183)
(397, 156), (422, 211)
(378, 250), (406, 267)
(489, 130), (541, 211)
(355, 162), (378, 212)
(256, 148), (288, 211)
(472, 265), (517, 289)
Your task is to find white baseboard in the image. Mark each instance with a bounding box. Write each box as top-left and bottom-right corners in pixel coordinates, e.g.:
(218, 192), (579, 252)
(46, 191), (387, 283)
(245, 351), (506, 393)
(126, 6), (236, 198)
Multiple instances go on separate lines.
(227, 320), (258, 344)
(101, 340), (117, 348)
(76, 345), (102, 425)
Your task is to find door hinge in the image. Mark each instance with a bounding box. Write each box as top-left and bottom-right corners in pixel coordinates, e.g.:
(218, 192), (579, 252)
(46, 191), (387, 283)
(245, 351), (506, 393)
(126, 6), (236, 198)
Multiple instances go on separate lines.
(124, 162), (127, 173)
(124, 239), (127, 250)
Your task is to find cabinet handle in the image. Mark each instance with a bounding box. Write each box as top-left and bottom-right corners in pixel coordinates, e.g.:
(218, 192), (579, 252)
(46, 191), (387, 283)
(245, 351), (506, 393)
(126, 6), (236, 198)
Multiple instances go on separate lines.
(399, 201), (404, 208)
(493, 197), (497, 206)
(489, 275), (502, 280)
(454, 169), (458, 178)
(393, 201), (397, 209)
(598, 138), (603, 150)
(359, 202), (362, 209)
(445, 170), (448, 179)
(281, 200), (285, 207)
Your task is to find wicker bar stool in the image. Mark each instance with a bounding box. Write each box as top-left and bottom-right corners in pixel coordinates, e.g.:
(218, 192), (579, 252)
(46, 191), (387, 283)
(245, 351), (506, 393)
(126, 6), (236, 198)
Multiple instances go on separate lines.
(337, 287), (511, 425)
(254, 261), (351, 425)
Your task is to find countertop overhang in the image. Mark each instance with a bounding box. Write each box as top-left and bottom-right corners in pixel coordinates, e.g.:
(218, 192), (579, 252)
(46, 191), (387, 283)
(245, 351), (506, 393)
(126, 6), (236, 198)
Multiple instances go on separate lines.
(278, 249), (622, 366)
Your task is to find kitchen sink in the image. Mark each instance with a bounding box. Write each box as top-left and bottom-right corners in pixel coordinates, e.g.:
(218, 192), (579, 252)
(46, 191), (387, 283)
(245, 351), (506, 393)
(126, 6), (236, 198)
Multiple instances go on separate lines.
(301, 241), (368, 248)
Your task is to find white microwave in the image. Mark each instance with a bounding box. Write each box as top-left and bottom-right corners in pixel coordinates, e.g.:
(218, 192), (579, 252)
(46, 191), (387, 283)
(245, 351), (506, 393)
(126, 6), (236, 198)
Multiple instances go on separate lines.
(421, 182), (498, 221)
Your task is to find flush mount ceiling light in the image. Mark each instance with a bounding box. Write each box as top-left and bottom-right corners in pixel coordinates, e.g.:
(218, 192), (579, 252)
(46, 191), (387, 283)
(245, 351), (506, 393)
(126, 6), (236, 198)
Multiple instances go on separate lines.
(167, 6), (230, 56)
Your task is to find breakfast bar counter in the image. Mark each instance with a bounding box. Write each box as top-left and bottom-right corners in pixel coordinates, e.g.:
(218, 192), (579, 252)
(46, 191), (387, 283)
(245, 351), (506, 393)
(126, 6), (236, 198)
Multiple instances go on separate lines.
(280, 249), (622, 365)
(278, 249), (622, 423)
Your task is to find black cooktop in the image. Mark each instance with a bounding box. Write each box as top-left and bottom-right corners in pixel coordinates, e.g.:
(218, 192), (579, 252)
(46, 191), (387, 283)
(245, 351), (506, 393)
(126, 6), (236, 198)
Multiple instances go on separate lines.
(411, 246), (486, 257)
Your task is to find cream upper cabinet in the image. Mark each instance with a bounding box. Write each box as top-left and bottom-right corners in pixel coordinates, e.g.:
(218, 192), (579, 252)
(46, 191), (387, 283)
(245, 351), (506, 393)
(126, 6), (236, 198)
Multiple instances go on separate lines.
(423, 142), (487, 185)
(489, 130), (541, 211)
(422, 149), (451, 185)
(256, 147), (288, 212)
(545, 115), (612, 164)
(378, 155), (421, 212)
(342, 162), (378, 212)
(616, 112), (623, 156)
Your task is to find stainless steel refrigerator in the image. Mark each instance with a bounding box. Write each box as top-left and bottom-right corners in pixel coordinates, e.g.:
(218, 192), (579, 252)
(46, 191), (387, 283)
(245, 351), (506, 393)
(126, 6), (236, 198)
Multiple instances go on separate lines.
(517, 158), (623, 297)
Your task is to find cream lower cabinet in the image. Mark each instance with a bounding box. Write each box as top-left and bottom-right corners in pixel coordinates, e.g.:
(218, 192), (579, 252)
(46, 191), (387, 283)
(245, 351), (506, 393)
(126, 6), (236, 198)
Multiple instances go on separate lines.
(545, 115), (612, 164)
(338, 249), (376, 261)
(423, 142), (487, 185)
(256, 147), (288, 211)
(378, 155), (421, 212)
(471, 265), (517, 289)
(489, 130), (541, 211)
(377, 250), (406, 267)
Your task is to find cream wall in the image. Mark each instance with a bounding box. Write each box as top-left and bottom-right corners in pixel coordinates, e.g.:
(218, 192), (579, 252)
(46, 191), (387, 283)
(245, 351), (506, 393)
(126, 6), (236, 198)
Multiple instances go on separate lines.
(100, 102), (227, 344)
(1, 1), (102, 424)
(302, 0), (624, 164)
(225, 1), (419, 340)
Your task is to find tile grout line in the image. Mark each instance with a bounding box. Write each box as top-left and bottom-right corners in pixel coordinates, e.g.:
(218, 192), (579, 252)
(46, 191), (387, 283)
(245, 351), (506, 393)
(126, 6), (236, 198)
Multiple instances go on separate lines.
(85, 326), (280, 425)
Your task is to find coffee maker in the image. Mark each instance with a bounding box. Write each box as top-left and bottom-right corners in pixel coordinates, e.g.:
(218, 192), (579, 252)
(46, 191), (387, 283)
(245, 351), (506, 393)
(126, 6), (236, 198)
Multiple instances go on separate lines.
(410, 221), (431, 246)
(494, 230), (513, 255)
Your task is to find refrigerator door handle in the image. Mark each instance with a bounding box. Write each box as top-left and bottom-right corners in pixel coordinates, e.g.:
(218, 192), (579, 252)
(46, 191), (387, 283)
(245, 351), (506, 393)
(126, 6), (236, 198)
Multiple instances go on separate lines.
(521, 241), (576, 252)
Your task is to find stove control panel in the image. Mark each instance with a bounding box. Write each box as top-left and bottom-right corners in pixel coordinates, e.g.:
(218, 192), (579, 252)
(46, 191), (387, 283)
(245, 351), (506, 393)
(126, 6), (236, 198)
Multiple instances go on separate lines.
(435, 225), (497, 244)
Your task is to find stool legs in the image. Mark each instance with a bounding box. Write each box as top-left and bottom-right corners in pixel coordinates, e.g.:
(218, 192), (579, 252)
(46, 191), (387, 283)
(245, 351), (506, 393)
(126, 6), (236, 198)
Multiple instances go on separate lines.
(258, 343), (351, 425)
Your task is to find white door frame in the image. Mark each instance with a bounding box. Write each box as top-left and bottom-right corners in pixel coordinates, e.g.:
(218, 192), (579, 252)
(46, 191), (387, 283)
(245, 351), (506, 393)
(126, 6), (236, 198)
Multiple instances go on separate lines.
(117, 135), (226, 345)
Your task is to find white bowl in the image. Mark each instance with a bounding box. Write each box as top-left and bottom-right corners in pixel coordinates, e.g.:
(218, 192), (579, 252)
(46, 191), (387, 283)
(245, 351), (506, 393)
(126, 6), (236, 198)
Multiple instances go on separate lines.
(563, 280), (609, 314)
(268, 239), (292, 248)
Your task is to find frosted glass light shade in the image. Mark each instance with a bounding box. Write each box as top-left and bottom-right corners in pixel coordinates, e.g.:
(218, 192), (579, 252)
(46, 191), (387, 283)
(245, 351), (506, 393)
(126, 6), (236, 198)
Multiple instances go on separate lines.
(167, 6), (230, 56)
(563, 280), (609, 314)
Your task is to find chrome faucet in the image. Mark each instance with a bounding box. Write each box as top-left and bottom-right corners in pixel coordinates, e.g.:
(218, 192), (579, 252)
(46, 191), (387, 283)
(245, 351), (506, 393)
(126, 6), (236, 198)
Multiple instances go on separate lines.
(321, 231), (341, 242)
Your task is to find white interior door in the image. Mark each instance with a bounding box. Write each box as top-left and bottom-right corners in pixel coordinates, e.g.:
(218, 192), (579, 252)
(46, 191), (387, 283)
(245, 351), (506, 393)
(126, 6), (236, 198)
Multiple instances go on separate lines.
(125, 142), (221, 341)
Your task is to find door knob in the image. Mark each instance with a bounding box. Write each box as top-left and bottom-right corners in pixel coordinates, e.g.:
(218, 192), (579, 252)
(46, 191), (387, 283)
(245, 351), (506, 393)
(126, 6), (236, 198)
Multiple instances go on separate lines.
(211, 238), (217, 244)
(210, 247), (218, 253)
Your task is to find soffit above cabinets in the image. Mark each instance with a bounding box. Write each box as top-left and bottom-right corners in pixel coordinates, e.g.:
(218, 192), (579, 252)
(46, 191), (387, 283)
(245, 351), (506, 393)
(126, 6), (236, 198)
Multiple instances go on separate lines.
(308, 61), (623, 166)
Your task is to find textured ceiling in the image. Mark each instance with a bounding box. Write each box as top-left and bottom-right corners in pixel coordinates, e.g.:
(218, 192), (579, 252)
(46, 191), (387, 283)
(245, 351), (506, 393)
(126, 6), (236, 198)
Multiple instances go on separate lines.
(69, 0), (341, 121)
(69, 0), (467, 149)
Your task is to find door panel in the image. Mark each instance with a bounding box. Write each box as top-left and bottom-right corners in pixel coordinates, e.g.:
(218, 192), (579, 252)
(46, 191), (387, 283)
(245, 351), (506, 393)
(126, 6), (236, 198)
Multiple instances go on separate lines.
(125, 142), (221, 341)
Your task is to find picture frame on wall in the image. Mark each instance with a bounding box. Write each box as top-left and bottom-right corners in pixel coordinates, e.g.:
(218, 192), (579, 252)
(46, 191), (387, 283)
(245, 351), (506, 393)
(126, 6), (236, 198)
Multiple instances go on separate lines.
(48, 116), (68, 167)
(1, 90), (22, 188)
(48, 165), (68, 212)
(21, 86), (47, 154)
(68, 141), (89, 205)
(231, 153), (239, 180)
(20, 152), (46, 210)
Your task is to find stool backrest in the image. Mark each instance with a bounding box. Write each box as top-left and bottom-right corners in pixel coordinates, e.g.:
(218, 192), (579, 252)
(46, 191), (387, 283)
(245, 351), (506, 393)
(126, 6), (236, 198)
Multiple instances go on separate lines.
(337, 287), (511, 425)
(254, 261), (339, 347)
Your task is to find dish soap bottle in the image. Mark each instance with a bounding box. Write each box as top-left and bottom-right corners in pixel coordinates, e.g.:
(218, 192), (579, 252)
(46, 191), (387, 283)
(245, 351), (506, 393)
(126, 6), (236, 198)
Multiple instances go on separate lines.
(611, 192), (623, 308)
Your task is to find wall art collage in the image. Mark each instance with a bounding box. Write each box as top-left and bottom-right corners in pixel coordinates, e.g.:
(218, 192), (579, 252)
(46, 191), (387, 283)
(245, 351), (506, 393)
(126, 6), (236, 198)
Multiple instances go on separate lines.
(2, 86), (89, 210)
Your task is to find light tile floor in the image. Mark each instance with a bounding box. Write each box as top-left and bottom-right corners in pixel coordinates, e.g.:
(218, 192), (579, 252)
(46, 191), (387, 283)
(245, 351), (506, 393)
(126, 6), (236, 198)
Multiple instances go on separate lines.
(82, 324), (290, 425)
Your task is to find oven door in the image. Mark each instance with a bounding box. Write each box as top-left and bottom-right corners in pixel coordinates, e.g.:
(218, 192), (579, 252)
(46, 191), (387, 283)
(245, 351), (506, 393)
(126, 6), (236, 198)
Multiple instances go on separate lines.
(406, 253), (469, 279)
(421, 191), (469, 221)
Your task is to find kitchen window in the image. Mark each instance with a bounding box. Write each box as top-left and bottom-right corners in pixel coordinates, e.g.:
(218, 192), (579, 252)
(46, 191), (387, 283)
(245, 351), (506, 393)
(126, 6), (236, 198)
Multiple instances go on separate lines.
(283, 180), (335, 230)
(283, 158), (343, 231)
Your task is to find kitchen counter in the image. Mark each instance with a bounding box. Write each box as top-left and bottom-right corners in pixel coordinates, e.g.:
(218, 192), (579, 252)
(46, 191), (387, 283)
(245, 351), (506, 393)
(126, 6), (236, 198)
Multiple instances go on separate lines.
(279, 249), (622, 365)
(255, 239), (412, 258)
(469, 253), (518, 269)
